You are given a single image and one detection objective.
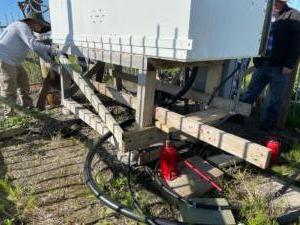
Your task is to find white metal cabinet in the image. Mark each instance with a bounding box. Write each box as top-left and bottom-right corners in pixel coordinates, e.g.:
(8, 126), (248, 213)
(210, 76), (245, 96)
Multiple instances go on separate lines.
(50, 0), (272, 62)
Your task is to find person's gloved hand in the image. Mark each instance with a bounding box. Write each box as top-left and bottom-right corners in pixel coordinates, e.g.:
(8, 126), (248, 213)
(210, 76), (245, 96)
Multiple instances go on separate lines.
(50, 44), (60, 57)
(48, 45), (61, 64)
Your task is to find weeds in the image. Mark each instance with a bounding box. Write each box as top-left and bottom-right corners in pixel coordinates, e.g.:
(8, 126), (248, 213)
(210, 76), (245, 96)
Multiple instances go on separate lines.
(224, 169), (282, 225)
(287, 103), (300, 129)
(95, 173), (135, 209)
(271, 142), (300, 180)
(0, 178), (37, 224)
(0, 115), (29, 131)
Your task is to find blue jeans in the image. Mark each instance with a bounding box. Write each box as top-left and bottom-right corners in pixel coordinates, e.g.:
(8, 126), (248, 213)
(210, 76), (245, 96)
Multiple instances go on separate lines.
(240, 65), (289, 127)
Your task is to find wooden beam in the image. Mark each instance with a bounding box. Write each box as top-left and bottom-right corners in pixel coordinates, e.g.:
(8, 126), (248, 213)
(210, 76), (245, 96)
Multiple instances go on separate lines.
(112, 65), (123, 91)
(63, 99), (116, 145)
(85, 61), (106, 80)
(91, 81), (137, 109)
(179, 198), (236, 225)
(207, 154), (242, 169)
(148, 58), (224, 70)
(136, 70), (156, 128)
(186, 108), (228, 124)
(115, 71), (138, 83)
(59, 55), (124, 150)
(155, 121), (177, 133)
(156, 108), (228, 135)
(205, 62), (224, 94)
(114, 71), (251, 116)
(155, 81), (251, 117)
(166, 156), (224, 198)
(123, 127), (166, 151)
(91, 81), (233, 126)
(155, 107), (271, 169)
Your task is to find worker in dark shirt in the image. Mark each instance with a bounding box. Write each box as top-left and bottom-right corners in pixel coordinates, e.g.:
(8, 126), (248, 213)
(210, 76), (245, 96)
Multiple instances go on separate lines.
(241, 0), (300, 130)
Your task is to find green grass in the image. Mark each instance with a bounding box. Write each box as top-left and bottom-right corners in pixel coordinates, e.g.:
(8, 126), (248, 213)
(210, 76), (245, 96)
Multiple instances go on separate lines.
(240, 196), (278, 225)
(272, 142), (300, 178)
(68, 55), (83, 72)
(0, 115), (29, 131)
(287, 103), (300, 129)
(224, 170), (282, 225)
(0, 178), (37, 224)
(22, 52), (42, 85)
(95, 173), (135, 208)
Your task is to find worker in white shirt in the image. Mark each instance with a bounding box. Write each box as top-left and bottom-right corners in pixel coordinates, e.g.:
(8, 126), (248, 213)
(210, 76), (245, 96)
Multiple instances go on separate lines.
(0, 12), (55, 116)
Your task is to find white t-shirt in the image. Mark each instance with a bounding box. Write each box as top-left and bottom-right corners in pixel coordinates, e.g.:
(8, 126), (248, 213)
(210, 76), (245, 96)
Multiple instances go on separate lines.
(0, 21), (51, 66)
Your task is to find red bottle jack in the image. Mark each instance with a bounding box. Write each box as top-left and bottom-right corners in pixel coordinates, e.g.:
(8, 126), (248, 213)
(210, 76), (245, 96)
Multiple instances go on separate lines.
(266, 139), (281, 166)
(160, 137), (180, 181)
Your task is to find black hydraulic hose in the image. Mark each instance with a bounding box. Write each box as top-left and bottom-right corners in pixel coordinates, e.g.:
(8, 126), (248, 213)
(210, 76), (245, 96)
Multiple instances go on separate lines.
(164, 67), (198, 108)
(206, 63), (241, 107)
(84, 119), (147, 223)
(84, 119), (210, 225)
(128, 150), (145, 215)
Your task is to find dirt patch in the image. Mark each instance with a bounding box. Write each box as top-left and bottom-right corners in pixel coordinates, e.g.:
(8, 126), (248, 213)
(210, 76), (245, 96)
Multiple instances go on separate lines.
(0, 107), (179, 225)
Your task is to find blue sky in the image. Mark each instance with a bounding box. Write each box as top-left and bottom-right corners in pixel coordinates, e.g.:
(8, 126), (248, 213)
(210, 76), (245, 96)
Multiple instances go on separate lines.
(0, 0), (49, 25)
(0, 0), (299, 26)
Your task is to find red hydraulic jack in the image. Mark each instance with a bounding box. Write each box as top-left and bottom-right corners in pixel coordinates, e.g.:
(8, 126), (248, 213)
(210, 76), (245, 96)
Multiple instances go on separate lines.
(159, 135), (223, 192)
(159, 137), (180, 181)
(266, 138), (281, 167)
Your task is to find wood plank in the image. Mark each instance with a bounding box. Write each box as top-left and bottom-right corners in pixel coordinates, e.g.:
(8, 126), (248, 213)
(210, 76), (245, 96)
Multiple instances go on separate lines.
(155, 121), (177, 133)
(95, 62), (106, 82)
(155, 107), (271, 169)
(186, 108), (228, 125)
(166, 156), (224, 198)
(138, 148), (161, 165)
(148, 58), (224, 69)
(205, 62), (224, 94)
(156, 81), (251, 117)
(115, 71), (251, 116)
(179, 198), (236, 225)
(91, 81), (137, 109)
(115, 71), (138, 83)
(123, 127), (166, 152)
(63, 99), (116, 145)
(112, 65), (123, 91)
(208, 154), (242, 169)
(36, 75), (52, 110)
(136, 70), (156, 128)
(59, 55), (124, 150)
